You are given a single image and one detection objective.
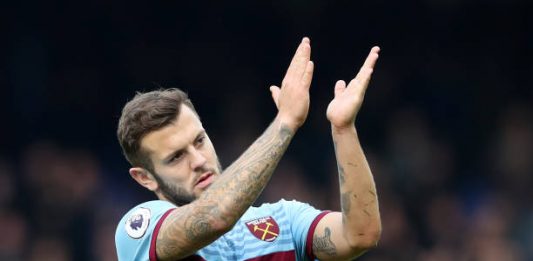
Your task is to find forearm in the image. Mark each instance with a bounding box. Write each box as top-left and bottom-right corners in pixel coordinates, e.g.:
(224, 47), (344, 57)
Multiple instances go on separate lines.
(201, 116), (294, 222)
(157, 36), (312, 260)
(332, 125), (381, 247)
(157, 116), (295, 259)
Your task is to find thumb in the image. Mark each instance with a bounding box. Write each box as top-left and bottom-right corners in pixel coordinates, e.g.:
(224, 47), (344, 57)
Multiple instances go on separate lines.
(334, 80), (346, 97)
(270, 85), (281, 108)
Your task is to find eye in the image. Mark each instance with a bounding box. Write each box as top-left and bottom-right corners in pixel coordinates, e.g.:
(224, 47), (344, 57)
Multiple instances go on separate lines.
(169, 152), (184, 163)
(196, 136), (206, 146)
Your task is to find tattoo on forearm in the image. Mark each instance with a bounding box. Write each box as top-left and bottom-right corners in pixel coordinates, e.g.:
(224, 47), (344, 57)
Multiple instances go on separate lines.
(157, 209), (187, 256)
(183, 205), (218, 241)
(347, 162), (358, 167)
(313, 227), (337, 256)
(331, 128), (381, 250)
(210, 124), (293, 221)
(334, 141), (347, 186)
(186, 217), (211, 241)
(341, 191), (352, 215)
(338, 165), (346, 185)
(157, 123), (294, 258)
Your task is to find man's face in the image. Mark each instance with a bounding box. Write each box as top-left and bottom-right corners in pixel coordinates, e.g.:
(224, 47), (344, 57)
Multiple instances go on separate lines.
(140, 105), (221, 205)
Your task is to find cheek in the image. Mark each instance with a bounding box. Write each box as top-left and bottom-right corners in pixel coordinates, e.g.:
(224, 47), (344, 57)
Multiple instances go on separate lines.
(155, 164), (191, 184)
(204, 140), (218, 159)
(205, 148), (218, 164)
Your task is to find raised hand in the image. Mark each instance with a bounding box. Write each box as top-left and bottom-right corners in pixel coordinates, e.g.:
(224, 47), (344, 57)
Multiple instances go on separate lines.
(326, 46), (380, 129)
(270, 37), (314, 131)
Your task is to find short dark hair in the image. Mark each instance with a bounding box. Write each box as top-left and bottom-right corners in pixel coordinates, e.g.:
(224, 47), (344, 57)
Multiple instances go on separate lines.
(117, 88), (197, 171)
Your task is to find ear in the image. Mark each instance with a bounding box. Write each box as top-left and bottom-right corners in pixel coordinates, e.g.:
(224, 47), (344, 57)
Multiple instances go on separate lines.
(129, 167), (159, 192)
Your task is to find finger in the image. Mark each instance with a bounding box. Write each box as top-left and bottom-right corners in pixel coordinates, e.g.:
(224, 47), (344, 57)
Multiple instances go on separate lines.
(269, 85), (281, 108)
(349, 46), (380, 93)
(284, 37), (311, 83)
(334, 80), (346, 97)
(360, 46), (380, 71)
(300, 61), (314, 90)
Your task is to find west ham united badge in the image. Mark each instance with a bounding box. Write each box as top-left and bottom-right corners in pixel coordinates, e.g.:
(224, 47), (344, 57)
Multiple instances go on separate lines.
(125, 207), (151, 239)
(245, 216), (280, 242)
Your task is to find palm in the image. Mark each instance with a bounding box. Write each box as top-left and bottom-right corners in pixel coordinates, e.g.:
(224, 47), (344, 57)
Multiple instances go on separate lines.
(327, 81), (363, 128)
(270, 37), (314, 130)
(327, 47), (380, 129)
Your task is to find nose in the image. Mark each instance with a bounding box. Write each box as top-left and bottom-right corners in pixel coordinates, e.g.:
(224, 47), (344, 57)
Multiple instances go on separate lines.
(189, 147), (207, 171)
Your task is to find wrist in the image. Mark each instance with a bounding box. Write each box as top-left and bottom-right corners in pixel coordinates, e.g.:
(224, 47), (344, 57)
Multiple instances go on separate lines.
(275, 114), (301, 133)
(331, 124), (356, 135)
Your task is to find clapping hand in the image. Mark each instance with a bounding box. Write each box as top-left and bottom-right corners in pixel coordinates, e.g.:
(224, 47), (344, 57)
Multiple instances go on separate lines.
(326, 47), (380, 130)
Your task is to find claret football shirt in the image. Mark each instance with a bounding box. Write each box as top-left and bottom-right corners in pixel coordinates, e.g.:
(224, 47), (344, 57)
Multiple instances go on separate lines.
(115, 199), (329, 261)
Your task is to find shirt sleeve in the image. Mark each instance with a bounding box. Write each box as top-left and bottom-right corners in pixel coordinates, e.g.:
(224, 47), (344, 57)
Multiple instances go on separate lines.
(115, 200), (176, 261)
(279, 199), (331, 261)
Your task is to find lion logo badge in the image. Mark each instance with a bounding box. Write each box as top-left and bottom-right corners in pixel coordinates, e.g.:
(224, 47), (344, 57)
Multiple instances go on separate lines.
(125, 207), (151, 239)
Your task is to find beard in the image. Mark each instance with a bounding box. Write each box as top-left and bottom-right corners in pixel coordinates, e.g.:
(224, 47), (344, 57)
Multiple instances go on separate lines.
(155, 174), (196, 206)
(152, 160), (222, 206)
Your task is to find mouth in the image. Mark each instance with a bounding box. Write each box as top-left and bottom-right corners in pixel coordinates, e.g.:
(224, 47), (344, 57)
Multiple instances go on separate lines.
(195, 172), (214, 189)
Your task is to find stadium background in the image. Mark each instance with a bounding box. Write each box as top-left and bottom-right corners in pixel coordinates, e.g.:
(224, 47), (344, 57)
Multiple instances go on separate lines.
(1, 1), (532, 260)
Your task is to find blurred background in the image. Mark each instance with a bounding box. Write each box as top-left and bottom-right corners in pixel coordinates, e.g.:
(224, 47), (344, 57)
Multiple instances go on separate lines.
(1, 0), (532, 260)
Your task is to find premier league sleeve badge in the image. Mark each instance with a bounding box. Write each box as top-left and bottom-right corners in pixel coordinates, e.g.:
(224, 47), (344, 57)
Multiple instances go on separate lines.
(125, 207), (151, 239)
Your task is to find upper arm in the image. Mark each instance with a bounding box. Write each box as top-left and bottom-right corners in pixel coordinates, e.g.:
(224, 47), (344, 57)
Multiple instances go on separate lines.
(115, 201), (176, 261)
(155, 201), (228, 260)
(312, 212), (370, 261)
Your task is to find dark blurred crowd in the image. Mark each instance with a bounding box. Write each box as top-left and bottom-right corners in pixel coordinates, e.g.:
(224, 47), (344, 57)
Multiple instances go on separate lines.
(1, 101), (532, 260)
(1, 1), (532, 260)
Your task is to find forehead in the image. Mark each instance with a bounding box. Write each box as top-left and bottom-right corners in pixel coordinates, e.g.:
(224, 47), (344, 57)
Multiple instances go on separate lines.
(140, 105), (203, 159)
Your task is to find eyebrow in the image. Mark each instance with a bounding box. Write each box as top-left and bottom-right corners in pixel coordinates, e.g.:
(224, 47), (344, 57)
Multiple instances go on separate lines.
(162, 149), (184, 164)
(161, 130), (206, 164)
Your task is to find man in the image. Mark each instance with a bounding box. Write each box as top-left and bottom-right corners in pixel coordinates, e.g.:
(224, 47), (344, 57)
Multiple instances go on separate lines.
(115, 37), (381, 260)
